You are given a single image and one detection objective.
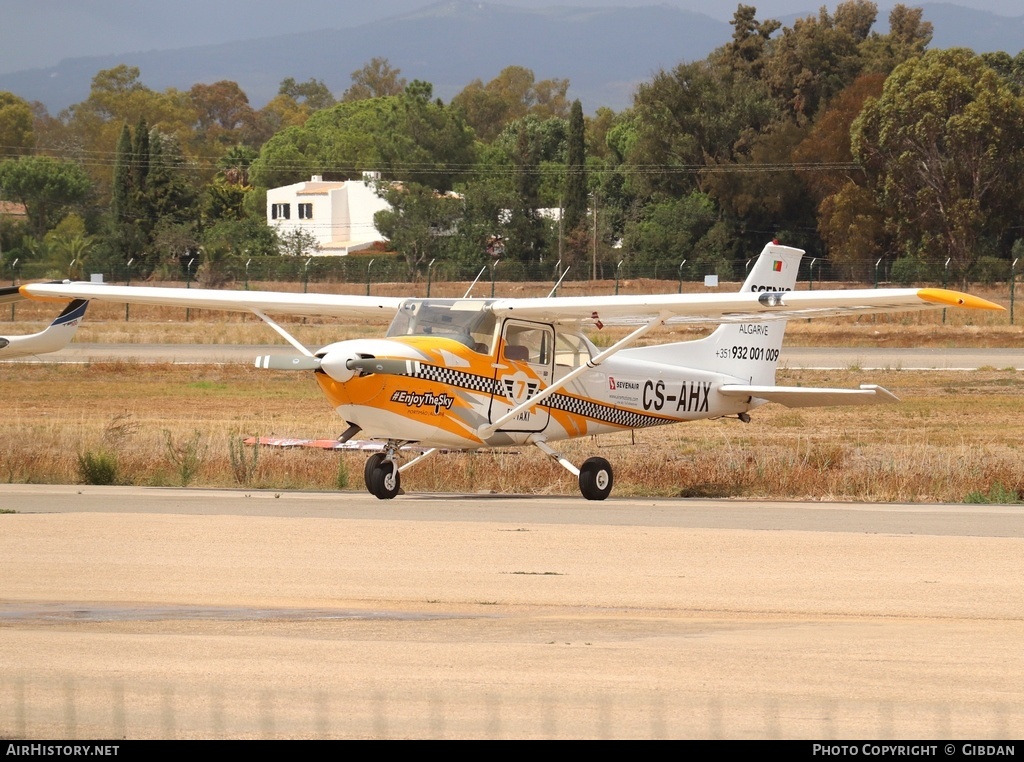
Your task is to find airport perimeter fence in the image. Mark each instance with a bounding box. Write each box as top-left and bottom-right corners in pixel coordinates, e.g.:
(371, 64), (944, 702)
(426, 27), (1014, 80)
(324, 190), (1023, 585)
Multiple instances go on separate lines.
(7, 252), (1024, 293)
(3, 673), (1022, 740)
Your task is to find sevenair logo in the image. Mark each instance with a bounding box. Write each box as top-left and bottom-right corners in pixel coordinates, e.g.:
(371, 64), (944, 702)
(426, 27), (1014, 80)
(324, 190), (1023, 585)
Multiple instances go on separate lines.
(390, 390), (454, 414)
(609, 377), (639, 391)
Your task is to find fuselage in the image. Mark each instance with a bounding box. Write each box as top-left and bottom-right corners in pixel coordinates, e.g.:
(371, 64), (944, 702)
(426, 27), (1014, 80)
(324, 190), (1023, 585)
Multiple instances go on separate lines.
(313, 323), (755, 450)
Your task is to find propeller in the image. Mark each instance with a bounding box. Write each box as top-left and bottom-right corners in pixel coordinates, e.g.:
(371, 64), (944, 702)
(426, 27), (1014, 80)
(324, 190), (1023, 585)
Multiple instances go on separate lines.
(254, 354), (321, 371)
(345, 357), (422, 376)
(254, 353), (421, 381)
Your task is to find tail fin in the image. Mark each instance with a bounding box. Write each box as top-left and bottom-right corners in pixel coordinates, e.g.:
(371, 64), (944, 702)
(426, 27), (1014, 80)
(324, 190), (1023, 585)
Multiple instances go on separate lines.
(694, 241), (803, 385)
(629, 242), (804, 385)
(0, 299), (89, 360)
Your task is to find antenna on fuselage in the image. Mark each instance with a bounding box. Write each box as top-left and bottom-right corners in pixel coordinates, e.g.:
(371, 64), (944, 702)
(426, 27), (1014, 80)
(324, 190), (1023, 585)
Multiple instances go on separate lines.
(547, 266), (571, 298)
(463, 266), (487, 298)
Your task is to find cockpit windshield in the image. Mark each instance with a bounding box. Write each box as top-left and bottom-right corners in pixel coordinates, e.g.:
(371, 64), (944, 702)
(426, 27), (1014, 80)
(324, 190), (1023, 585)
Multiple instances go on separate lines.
(386, 299), (497, 354)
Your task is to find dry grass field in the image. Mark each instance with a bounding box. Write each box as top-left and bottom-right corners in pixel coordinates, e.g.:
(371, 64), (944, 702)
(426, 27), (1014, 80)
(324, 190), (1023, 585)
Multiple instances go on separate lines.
(2, 277), (1022, 502)
(2, 361), (1022, 503)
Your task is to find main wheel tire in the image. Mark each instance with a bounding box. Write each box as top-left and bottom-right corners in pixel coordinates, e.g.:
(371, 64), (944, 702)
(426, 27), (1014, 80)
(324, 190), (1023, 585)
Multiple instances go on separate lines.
(579, 457), (613, 501)
(364, 453), (387, 493)
(369, 461), (401, 500)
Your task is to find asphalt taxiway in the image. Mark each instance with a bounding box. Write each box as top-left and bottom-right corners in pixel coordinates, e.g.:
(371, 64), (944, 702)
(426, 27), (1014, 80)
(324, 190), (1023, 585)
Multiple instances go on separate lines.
(1, 485), (1022, 738)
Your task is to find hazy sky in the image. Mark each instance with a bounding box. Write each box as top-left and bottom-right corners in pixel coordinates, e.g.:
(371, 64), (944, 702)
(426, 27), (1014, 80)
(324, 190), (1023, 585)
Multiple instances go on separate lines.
(0, 0), (1021, 75)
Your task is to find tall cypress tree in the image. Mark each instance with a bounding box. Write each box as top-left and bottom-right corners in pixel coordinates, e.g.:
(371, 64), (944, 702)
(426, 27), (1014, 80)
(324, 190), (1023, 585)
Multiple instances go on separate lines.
(111, 123), (133, 225)
(131, 117), (151, 228)
(563, 99), (587, 234)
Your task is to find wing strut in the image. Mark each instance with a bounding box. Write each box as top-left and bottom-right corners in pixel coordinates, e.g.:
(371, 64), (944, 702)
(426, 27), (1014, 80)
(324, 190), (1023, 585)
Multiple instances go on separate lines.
(478, 311), (670, 439)
(251, 308), (314, 357)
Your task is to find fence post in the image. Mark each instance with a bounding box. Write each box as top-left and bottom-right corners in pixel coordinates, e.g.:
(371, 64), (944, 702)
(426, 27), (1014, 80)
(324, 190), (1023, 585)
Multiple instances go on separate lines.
(9, 257), (18, 320)
(1011, 258), (1018, 325)
(125, 258), (134, 322)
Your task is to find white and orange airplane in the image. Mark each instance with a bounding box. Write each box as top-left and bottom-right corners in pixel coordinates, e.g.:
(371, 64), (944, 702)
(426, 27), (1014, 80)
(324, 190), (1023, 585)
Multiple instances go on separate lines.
(2, 242), (1003, 499)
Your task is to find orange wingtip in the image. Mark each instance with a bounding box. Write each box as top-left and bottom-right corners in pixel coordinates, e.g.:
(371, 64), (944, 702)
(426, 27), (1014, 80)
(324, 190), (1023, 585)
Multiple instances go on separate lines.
(917, 288), (1005, 311)
(18, 285), (73, 304)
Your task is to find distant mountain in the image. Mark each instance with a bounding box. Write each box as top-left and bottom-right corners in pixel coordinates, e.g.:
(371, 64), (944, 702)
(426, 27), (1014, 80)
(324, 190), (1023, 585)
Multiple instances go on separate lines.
(920, 1), (1024, 51)
(0, 1), (1021, 115)
(0, 2), (729, 113)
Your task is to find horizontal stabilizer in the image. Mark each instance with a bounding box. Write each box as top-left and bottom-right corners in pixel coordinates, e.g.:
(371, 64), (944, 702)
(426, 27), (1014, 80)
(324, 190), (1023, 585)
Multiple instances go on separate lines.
(254, 355), (321, 371)
(719, 384), (899, 407)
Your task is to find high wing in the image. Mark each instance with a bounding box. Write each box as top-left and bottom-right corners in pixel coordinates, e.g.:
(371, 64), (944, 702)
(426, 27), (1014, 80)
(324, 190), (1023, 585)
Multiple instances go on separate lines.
(19, 283), (404, 320)
(20, 282), (1002, 326)
(491, 287), (1002, 325)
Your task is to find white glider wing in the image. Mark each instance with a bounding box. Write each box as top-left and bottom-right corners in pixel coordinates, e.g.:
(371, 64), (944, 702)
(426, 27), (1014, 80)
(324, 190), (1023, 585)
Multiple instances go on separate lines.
(0, 299), (89, 360)
(490, 287), (1003, 325)
(19, 283), (404, 320)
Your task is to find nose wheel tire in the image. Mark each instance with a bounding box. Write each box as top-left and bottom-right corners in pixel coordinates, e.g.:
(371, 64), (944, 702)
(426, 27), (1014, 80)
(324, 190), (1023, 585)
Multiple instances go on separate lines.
(369, 461), (401, 499)
(364, 453), (387, 492)
(579, 457), (613, 501)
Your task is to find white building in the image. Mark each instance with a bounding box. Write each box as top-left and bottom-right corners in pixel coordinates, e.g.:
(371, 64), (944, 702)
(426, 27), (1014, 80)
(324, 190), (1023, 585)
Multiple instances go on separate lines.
(266, 172), (391, 255)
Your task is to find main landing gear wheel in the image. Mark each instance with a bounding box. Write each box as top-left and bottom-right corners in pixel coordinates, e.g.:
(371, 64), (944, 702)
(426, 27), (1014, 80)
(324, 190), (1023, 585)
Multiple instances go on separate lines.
(363, 453), (386, 492)
(579, 457), (613, 501)
(369, 460), (401, 500)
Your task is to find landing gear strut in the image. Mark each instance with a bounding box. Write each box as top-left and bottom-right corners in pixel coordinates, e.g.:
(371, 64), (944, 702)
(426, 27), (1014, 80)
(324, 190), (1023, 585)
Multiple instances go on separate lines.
(534, 441), (615, 500)
(362, 443), (439, 500)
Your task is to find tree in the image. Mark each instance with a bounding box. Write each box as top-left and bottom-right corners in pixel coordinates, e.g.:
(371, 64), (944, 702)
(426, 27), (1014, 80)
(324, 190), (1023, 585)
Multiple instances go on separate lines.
(374, 182), (461, 277)
(563, 100), (588, 235)
(189, 80), (254, 153)
(249, 98), (393, 189)
(793, 74), (888, 275)
(60, 65), (196, 195)
(278, 77), (336, 110)
(0, 92), (34, 157)
(276, 227), (320, 258)
(627, 60), (776, 199)
(343, 58), (406, 102)
(374, 83), (478, 193)
(762, 2), (876, 124)
(853, 48), (1024, 279)
(111, 123), (133, 227)
(859, 4), (933, 74)
(624, 192), (726, 277)
(0, 156), (91, 238)
(452, 66), (570, 143)
(719, 4), (780, 79)
(43, 214), (94, 279)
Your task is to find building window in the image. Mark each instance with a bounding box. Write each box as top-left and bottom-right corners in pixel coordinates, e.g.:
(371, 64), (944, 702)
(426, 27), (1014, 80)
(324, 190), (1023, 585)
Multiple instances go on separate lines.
(271, 203), (290, 220)
(298, 203), (313, 219)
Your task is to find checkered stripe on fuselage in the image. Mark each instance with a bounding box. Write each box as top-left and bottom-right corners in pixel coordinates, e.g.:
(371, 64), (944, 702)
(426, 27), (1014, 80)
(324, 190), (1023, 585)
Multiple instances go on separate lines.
(414, 364), (501, 395)
(411, 364), (674, 430)
(546, 391), (674, 430)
